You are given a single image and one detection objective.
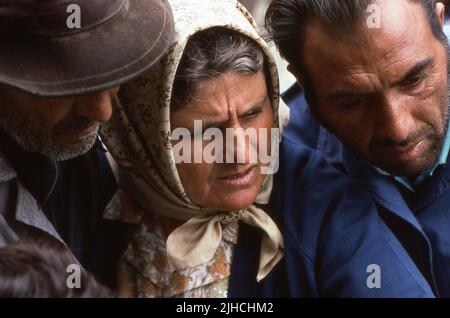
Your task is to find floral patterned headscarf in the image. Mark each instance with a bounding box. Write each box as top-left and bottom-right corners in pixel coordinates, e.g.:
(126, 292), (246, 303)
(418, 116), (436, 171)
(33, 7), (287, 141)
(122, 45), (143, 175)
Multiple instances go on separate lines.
(101, 0), (290, 282)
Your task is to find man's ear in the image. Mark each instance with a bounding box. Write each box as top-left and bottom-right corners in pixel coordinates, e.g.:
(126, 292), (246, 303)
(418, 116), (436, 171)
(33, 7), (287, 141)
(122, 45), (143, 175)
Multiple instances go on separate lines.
(437, 2), (445, 31)
(287, 64), (306, 89)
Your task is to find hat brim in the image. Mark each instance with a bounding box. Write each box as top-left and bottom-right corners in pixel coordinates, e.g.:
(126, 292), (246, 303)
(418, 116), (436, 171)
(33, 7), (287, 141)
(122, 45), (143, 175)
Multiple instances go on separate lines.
(0, 0), (174, 97)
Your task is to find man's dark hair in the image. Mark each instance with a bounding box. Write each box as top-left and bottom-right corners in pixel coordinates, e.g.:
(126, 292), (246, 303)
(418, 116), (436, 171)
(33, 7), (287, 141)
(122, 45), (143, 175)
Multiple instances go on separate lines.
(265, 0), (448, 118)
(265, 0), (447, 75)
(0, 240), (112, 298)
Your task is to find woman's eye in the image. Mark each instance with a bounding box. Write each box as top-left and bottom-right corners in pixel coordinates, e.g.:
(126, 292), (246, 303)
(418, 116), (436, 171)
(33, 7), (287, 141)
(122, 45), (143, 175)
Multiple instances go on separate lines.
(244, 109), (262, 119)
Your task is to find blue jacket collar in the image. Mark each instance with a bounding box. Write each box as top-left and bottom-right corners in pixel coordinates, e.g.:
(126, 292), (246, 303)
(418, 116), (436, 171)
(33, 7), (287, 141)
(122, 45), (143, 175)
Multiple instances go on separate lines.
(413, 154), (450, 211)
(320, 128), (450, 213)
(317, 127), (430, 234)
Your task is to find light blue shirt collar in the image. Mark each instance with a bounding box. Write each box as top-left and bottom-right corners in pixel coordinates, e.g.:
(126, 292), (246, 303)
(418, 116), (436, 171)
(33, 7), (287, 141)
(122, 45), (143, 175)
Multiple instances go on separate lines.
(375, 119), (450, 193)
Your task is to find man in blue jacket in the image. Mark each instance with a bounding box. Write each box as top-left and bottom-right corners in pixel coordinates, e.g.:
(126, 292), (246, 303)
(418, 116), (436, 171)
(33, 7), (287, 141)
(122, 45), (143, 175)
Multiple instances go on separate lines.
(266, 0), (450, 296)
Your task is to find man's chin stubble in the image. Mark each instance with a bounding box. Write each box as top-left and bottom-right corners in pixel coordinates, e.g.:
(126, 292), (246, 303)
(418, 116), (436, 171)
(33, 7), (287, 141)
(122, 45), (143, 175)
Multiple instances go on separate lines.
(0, 117), (100, 161)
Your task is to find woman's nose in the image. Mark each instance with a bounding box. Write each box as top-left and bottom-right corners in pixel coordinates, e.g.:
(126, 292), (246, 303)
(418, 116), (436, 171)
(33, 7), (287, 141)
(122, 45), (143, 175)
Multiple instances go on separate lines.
(224, 124), (256, 164)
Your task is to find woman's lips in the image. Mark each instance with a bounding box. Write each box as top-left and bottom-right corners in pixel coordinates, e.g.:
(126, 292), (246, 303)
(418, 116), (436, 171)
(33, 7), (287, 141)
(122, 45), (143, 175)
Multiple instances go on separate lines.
(374, 139), (426, 163)
(217, 166), (257, 187)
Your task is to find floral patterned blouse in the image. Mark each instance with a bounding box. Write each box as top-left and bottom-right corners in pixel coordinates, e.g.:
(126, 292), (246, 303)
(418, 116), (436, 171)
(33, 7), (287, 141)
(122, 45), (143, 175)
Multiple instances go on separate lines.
(104, 190), (239, 298)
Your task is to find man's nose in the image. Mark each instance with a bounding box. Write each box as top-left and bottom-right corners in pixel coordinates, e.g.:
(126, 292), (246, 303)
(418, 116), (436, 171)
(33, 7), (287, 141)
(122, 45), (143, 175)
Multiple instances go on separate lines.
(74, 88), (117, 123)
(373, 94), (415, 145)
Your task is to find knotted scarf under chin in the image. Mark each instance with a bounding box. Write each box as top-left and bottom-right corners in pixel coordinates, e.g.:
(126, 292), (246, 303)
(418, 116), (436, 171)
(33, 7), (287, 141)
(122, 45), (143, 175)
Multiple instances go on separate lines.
(166, 206), (284, 282)
(120, 170), (284, 282)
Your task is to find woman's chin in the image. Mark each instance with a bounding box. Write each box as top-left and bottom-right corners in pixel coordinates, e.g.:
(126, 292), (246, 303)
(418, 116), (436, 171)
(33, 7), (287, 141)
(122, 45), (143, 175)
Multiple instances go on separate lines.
(209, 191), (259, 212)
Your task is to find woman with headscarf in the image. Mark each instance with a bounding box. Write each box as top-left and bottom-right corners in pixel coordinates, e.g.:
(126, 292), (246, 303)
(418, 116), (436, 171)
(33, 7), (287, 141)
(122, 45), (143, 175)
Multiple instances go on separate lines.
(100, 0), (289, 298)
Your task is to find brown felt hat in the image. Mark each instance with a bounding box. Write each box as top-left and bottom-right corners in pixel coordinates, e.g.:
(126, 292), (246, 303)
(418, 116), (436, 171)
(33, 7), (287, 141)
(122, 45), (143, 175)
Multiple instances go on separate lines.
(0, 0), (174, 97)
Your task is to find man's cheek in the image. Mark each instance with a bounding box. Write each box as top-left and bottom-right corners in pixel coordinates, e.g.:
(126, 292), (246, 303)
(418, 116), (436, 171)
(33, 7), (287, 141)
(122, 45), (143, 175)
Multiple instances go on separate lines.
(421, 98), (447, 132)
(341, 129), (369, 153)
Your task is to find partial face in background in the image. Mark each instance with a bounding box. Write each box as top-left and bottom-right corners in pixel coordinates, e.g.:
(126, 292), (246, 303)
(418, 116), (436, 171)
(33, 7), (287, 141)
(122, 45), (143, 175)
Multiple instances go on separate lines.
(0, 86), (119, 161)
(301, 0), (448, 177)
(171, 71), (273, 211)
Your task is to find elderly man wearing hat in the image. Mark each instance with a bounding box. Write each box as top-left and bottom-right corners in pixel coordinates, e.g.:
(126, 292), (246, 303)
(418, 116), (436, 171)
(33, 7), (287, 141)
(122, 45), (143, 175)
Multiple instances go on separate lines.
(0, 0), (173, 288)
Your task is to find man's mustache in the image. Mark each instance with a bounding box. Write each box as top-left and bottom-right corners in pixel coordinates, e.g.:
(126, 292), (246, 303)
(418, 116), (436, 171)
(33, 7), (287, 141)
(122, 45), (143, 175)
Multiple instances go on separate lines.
(370, 126), (435, 150)
(53, 113), (99, 136)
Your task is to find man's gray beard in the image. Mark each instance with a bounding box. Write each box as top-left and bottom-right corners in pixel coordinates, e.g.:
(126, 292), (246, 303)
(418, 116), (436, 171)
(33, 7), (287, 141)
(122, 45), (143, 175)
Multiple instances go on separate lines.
(0, 115), (99, 161)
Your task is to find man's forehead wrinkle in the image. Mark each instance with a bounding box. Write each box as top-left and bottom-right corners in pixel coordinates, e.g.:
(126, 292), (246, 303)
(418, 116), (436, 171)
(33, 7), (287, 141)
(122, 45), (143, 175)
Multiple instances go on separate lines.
(336, 35), (428, 81)
(329, 73), (379, 97)
(324, 59), (382, 88)
(331, 56), (423, 93)
(340, 71), (378, 84)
